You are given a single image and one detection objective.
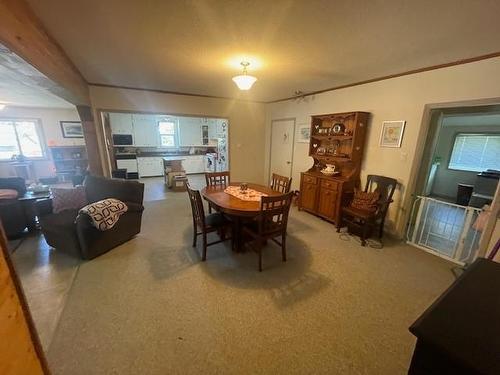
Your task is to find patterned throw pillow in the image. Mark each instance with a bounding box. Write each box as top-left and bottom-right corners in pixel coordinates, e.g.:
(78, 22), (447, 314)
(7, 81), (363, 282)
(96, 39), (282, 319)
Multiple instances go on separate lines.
(350, 189), (380, 212)
(79, 199), (128, 231)
(51, 186), (88, 214)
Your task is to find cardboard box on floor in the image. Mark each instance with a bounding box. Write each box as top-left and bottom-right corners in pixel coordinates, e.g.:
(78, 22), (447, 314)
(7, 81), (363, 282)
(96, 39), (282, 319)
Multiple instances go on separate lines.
(166, 171), (186, 188)
(172, 175), (188, 192)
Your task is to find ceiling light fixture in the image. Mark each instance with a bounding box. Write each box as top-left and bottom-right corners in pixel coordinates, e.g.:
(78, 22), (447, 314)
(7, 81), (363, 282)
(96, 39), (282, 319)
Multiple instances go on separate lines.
(0, 103), (6, 111)
(232, 62), (257, 90)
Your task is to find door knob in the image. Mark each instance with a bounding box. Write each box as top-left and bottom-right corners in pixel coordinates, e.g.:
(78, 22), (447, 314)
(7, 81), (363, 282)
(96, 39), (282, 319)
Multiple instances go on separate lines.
(286, 161), (291, 164)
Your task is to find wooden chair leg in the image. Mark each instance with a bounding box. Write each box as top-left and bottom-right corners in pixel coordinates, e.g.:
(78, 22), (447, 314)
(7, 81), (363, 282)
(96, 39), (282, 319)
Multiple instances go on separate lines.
(281, 234), (287, 262)
(202, 232), (207, 261)
(378, 219), (385, 238)
(192, 221), (197, 247)
(361, 224), (367, 247)
(258, 238), (263, 272)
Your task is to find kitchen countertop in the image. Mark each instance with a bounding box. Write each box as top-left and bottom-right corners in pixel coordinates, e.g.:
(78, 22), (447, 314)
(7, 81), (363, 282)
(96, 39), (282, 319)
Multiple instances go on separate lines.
(162, 156), (187, 161)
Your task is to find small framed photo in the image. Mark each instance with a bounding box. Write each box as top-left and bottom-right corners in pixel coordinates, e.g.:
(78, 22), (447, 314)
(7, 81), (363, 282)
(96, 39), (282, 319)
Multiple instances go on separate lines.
(297, 125), (311, 143)
(60, 121), (84, 138)
(379, 120), (405, 148)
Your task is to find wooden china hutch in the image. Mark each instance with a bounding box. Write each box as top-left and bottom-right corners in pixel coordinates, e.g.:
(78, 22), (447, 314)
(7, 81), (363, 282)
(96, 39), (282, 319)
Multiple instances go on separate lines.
(299, 111), (369, 224)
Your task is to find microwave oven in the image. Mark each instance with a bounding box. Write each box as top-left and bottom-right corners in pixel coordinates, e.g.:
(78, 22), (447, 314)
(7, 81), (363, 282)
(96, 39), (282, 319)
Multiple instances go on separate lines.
(112, 134), (133, 146)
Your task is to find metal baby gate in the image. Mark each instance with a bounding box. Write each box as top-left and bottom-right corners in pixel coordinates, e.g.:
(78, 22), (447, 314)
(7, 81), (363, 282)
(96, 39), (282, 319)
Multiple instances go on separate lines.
(406, 196), (482, 265)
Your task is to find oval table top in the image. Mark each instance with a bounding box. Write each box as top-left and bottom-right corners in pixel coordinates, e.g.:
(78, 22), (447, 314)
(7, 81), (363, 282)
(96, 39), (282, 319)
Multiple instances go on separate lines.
(201, 183), (280, 216)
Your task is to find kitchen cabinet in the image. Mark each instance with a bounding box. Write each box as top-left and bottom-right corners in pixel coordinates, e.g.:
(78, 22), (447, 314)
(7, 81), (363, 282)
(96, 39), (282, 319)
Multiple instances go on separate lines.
(183, 155), (205, 174)
(116, 159), (138, 173)
(109, 113), (133, 134)
(137, 157), (164, 177)
(133, 114), (159, 147)
(178, 117), (202, 146)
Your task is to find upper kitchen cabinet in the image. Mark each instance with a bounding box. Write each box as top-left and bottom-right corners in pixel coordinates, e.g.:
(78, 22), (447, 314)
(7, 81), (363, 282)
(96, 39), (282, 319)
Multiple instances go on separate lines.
(109, 113), (134, 134)
(133, 114), (159, 147)
(178, 117), (202, 146)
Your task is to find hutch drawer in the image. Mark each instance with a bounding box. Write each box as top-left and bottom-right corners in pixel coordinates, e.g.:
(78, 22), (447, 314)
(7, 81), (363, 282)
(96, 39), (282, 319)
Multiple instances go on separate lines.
(320, 179), (338, 190)
(302, 174), (317, 185)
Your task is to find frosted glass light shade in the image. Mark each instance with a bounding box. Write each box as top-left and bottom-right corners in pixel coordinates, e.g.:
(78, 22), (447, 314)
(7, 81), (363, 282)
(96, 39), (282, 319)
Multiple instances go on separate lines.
(0, 103), (5, 111)
(232, 74), (257, 90)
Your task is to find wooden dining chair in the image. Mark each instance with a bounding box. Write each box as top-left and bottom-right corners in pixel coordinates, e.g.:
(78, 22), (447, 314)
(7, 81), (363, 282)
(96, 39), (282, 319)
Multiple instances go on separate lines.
(337, 175), (397, 246)
(270, 173), (292, 193)
(242, 192), (293, 271)
(205, 171), (230, 213)
(186, 183), (231, 261)
(205, 171), (230, 187)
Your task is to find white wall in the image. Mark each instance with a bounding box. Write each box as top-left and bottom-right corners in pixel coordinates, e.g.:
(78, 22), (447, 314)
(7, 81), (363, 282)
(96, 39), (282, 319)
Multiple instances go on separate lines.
(0, 106), (81, 178)
(265, 57), (500, 236)
(90, 86), (267, 183)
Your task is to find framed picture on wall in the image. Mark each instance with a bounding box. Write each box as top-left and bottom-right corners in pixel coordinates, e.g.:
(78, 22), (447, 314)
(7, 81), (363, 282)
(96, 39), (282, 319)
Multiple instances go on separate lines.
(297, 124), (311, 143)
(60, 121), (84, 138)
(379, 120), (405, 148)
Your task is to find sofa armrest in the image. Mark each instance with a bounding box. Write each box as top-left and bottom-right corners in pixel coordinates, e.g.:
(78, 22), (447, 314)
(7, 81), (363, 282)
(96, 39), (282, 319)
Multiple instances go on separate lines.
(35, 198), (53, 217)
(125, 201), (144, 213)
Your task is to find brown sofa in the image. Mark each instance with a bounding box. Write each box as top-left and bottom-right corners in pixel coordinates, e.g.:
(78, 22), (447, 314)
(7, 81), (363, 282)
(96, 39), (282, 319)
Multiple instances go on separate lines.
(37, 175), (145, 260)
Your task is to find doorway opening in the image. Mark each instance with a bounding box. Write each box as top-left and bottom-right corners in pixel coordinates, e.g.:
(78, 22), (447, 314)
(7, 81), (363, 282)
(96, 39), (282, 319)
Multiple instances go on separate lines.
(269, 118), (295, 183)
(99, 111), (229, 202)
(407, 104), (500, 264)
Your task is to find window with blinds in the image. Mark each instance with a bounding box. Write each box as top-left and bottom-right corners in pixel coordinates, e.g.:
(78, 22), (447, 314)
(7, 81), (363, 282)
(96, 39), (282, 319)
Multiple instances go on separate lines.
(448, 133), (500, 172)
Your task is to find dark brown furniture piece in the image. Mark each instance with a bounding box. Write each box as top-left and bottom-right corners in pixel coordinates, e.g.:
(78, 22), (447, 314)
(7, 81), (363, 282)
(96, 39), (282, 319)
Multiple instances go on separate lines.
(299, 112), (369, 224)
(205, 171), (230, 213)
(270, 173), (292, 193)
(243, 192), (293, 271)
(409, 258), (500, 375)
(18, 191), (52, 232)
(205, 171), (230, 187)
(0, 177), (29, 238)
(36, 175), (144, 260)
(201, 183), (281, 252)
(337, 175), (397, 246)
(187, 183), (231, 261)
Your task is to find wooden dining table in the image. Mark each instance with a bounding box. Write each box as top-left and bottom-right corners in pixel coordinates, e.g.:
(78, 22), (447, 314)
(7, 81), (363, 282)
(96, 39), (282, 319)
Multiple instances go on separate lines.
(201, 183), (281, 251)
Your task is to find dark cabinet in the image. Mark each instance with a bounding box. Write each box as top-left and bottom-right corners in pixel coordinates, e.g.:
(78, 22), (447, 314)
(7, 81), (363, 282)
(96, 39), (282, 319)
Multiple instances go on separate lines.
(299, 172), (353, 224)
(300, 182), (317, 211)
(298, 111), (368, 225)
(318, 187), (337, 219)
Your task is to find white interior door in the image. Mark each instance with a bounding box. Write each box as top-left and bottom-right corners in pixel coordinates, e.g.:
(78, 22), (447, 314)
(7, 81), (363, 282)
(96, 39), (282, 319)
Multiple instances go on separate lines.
(270, 119), (295, 181)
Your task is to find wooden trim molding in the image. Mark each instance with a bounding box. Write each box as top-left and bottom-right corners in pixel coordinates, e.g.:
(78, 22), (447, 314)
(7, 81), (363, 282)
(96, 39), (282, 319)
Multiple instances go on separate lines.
(0, 0), (90, 105)
(0, 224), (50, 374)
(88, 82), (265, 104)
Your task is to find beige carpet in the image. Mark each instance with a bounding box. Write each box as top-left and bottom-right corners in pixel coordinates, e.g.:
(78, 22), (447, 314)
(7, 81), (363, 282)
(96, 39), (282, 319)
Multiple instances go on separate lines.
(46, 192), (454, 374)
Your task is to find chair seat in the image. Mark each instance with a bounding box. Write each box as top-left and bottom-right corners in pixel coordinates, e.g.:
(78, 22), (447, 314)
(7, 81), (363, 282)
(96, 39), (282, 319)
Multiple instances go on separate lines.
(205, 212), (228, 228)
(342, 205), (376, 220)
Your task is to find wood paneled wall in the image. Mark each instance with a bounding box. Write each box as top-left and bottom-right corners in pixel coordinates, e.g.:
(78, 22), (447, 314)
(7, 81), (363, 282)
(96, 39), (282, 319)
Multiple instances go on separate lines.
(0, 224), (49, 374)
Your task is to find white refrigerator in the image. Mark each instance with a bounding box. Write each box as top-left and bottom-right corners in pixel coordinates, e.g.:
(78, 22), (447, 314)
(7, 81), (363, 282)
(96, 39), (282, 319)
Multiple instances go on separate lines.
(217, 138), (228, 172)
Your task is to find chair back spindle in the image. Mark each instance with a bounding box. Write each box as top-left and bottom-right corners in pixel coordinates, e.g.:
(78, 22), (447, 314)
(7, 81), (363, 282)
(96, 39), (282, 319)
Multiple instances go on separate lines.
(365, 175), (397, 217)
(270, 173), (292, 193)
(205, 171), (230, 187)
(258, 192), (293, 236)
